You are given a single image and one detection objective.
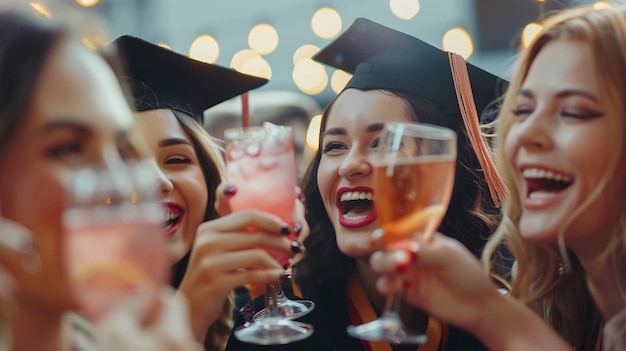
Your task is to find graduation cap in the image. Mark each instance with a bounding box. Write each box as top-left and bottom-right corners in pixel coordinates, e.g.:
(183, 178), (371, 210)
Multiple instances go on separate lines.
(113, 35), (268, 124)
(314, 18), (508, 206)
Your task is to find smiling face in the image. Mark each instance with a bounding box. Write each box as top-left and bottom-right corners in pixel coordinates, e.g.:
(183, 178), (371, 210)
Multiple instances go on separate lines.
(317, 89), (413, 259)
(504, 40), (619, 258)
(135, 109), (208, 263)
(0, 39), (138, 310)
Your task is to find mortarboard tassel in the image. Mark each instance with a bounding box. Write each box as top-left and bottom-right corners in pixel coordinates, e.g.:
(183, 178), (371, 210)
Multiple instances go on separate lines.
(448, 53), (509, 207)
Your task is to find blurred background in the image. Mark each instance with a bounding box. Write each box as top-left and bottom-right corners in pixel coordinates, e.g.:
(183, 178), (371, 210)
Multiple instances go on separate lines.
(15, 0), (610, 172)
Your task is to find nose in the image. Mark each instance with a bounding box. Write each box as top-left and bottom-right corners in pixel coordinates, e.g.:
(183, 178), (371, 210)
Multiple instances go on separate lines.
(145, 159), (173, 196)
(511, 110), (554, 152)
(338, 148), (373, 180)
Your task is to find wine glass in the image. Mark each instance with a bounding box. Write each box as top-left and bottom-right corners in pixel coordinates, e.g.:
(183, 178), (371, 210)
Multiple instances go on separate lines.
(347, 122), (457, 344)
(225, 123), (314, 345)
(62, 162), (170, 322)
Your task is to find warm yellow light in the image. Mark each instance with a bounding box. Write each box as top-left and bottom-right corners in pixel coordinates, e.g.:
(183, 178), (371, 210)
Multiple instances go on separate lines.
(240, 56), (272, 79)
(157, 42), (171, 49)
(522, 22), (543, 48)
(293, 60), (328, 95)
(330, 69), (352, 94)
(389, 0), (420, 20)
(231, 49), (261, 72)
(76, 0), (100, 7)
(30, 2), (51, 18)
(594, 1), (612, 9)
(305, 114), (323, 151)
(293, 44), (320, 65)
(443, 27), (474, 59)
(248, 23), (279, 55)
(189, 35), (220, 64)
(311, 7), (342, 39)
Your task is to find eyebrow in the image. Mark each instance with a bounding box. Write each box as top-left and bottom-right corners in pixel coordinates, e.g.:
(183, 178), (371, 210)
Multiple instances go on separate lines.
(38, 120), (91, 136)
(158, 138), (193, 147)
(322, 123), (385, 137)
(517, 88), (600, 102)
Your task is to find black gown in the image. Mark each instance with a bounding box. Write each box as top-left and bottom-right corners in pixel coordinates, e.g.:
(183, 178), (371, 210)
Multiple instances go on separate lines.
(225, 268), (487, 351)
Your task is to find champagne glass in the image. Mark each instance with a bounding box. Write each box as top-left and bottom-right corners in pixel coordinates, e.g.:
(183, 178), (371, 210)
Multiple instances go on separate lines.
(225, 123), (314, 345)
(347, 122), (457, 344)
(62, 162), (169, 322)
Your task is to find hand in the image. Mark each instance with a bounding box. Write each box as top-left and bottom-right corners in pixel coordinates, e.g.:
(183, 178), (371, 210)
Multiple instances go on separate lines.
(95, 288), (202, 351)
(370, 233), (573, 351)
(371, 232), (497, 331)
(179, 184), (297, 341)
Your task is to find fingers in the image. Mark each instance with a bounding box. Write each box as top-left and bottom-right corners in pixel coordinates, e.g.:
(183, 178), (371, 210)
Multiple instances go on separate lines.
(200, 249), (284, 273)
(201, 209), (291, 237)
(214, 183), (235, 216)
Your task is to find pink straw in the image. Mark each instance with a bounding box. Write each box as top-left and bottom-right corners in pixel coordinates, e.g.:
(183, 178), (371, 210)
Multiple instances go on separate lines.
(241, 92), (250, 127)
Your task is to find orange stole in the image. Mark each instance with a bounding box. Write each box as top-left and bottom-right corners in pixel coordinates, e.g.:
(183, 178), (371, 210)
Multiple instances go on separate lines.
(346, 274), (443, 351)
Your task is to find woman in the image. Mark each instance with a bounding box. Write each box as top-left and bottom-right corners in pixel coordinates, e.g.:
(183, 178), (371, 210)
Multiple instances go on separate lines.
(114, 35), (304, 351)
(371, 4), (626, 351)
(225, 18), (507, 351)
(0, 8), (198, 351)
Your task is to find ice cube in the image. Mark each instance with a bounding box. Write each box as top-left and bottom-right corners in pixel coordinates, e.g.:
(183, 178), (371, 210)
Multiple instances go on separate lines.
(245, 142), (261, 157)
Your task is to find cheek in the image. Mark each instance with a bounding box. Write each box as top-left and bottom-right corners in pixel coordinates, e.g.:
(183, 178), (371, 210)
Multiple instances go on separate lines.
(179, 170), (209, 238)
(317, 159), (337, 211)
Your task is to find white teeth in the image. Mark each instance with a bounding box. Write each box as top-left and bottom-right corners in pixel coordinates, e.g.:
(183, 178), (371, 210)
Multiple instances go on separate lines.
(342, 213), (367, 220)
(340, 191), (374, 202)
(522, 168), (572, 182)
(529, 191), (556, 199)
(164, 208), (180, 222)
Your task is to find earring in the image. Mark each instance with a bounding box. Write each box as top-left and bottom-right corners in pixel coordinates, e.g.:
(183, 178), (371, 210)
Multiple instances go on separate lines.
(557, 262), (571, 276)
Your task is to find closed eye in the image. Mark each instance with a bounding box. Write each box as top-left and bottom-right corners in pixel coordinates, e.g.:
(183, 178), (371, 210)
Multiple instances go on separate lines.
(321, 142), (348, 155)
(164, 156), (192, 164)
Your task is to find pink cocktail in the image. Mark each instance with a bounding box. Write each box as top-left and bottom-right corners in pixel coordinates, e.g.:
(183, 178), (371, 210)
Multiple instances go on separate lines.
(225, 124), (297, 266)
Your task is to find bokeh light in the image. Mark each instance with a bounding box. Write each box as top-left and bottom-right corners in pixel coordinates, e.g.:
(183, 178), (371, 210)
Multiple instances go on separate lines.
(248, 23), (279, 55)
(231, 49), (262, 72)
(76, 0), (100, 7)
(389, 0), (420, 20)
(305, 114), (323, 151)
(189, 35), (220, 64)
(157, 42), (171, 49)
(311, 7), (342, 39)
(594, 1), (612, 9)
(240, 56), (272, 79)
(293, 60), (328, 95)
(30, 2), (51, 18)
(293, 44), (320, 65)
(330, 69), (352, 94)
(442, 27), (473, 59)
(522, 22), (542, 48)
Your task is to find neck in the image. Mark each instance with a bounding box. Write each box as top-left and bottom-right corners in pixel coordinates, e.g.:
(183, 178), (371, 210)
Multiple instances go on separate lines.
(12, 302), (67, 351)
(578, 250), (626, 322)
(355, 258), (429, 333)
(355, 259), (386, 314)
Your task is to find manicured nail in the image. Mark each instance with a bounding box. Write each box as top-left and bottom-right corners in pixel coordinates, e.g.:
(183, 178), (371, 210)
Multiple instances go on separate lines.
(280, 224), (291, 235)
(395, 261), (409, 274)
(295, 187), (303, 201)
(223, 185), (237, 197)
(290, 241), (303, 254)
(293, 223), (302, 236)
(402, 280), (412, 290)
(407, 242), (420, 263)
(279, 270), (291, 280)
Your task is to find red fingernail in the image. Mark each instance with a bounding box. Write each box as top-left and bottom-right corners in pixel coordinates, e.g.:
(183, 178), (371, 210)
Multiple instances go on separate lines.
(402, 280), (412, 289)
(395, 261), (409, 273)
(407, 249), (418, 263)
(223, 185), (237, 197)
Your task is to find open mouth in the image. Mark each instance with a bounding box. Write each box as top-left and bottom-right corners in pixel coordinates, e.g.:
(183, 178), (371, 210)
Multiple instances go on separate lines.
(523, 168), (573, 199)
(163, 204), (183, 236)
(336, 188), (377, 228)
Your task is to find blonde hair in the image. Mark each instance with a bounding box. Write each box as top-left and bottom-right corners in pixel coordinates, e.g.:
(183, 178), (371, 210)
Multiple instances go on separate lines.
(483, 5), (626, 349)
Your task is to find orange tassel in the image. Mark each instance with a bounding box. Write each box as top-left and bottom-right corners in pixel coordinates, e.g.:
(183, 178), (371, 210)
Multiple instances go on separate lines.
(448, 53), (508, 207)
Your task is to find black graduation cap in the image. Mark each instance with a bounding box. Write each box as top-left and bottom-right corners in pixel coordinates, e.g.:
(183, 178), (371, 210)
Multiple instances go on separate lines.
(313, 18), (506, 117)
(314, 18), (509, 206)
(113, 35), (269, 124)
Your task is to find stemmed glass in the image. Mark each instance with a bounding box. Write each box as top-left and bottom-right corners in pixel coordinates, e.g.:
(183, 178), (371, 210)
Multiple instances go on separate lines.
(347, 122), (457, 344)
(225, 123), (314, 345)
(62, 162), (169, 322)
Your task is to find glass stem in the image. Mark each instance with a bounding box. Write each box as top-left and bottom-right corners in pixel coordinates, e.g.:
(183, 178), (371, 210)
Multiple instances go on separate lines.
(264, 284), (280, 319)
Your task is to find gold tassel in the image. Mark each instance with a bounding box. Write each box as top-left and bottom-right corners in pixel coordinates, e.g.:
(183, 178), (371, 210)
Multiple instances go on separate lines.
(448, 53), (509, 207)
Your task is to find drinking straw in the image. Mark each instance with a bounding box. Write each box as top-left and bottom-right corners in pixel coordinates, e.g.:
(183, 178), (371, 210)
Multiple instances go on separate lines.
(241, 92), (250, 127)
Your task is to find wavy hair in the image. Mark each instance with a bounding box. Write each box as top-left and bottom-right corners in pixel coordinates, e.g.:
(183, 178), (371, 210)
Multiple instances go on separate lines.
(166, 112), (229, 351)
(483, 5), (626, 349)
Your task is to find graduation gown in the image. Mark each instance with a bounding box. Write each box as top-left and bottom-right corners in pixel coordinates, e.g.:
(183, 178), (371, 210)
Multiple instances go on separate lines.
(225, 269), (487, 351)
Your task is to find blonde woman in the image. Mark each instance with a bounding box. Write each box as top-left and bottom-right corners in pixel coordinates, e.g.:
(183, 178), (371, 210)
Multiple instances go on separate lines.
(372, 4), (626, 350)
